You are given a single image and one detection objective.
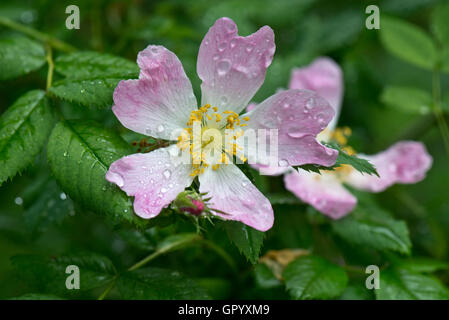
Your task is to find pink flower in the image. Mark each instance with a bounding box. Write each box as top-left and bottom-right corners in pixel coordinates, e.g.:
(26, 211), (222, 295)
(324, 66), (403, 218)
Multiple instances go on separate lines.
(257, 57), (433, 219)
(105, 18), (338, 231)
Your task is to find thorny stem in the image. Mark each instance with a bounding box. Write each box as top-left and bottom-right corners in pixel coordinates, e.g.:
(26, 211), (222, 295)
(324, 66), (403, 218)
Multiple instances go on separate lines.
(432, 68), (449, 158)
(0, 16), (76, 52)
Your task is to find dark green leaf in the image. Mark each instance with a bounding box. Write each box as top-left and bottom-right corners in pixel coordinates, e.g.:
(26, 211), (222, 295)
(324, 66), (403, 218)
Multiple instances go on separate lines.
(0, 36), (45, 80)
(254, 263), (282, 289)
(381, 86), (432, 115)
(327, 143), (379, 176)
(54, 51), (139, 79)
(156, 233), (201, 253)
(376, 267), (449, 300)
(46, 120), (148, 228)
(380, 16), (437, 70)
(0, 90), (54, 186)
(283, 255), (348, 299)
(332, 194), (412, 254)
(48, 78), (122, 109)
(10, 293), (64, 300)
(222, 221), (264, 264)
(11, 253), (116, 293)
(117, 267), (210, 299)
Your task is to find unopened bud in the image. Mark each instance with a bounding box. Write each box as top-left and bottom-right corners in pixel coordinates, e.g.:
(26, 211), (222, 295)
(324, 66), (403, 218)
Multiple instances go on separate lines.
(173, 191), (206, 216)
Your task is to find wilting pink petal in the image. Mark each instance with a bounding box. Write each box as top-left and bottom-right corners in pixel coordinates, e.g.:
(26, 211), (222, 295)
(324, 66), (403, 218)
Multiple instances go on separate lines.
(112, 45), (197, 140)
(197, 17), (275, 115)
(106, 147), (193, 218)
(198, 164), (274, 231)
(242, 89), (338, 167)
(284, 169), (357, 219)
(344, 141), (432, 192)
(289, 57), (343, 130)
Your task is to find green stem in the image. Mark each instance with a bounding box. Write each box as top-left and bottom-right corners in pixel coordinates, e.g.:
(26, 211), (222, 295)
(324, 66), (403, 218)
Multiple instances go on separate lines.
(45, 44), (54, 90)
(0, 16), (76, 52)
(432, 68), (449, 158)
(97, 276), (117, 300)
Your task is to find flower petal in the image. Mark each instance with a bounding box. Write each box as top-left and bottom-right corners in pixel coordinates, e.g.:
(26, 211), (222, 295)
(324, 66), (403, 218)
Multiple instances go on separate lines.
(106, 147), (193, 218)
(197, 17), (275, 115)
(289, 57), (343, 130)
(198, 163), (274, 231)
(344, 141), (432, 192)
(284, 169), (357, 219)
(242, 89), (338, 167)
(112, 45), (197, 140)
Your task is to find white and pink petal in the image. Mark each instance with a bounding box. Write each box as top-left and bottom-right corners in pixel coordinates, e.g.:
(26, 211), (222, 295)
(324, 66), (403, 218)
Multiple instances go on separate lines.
(113, 45), (197, 140)
(284, 169), (357, 219)
(197, 17), (275, 116)
(198, 163), (274, 231)
(106, 147), (193, 219)
(344, 141), (432, 192)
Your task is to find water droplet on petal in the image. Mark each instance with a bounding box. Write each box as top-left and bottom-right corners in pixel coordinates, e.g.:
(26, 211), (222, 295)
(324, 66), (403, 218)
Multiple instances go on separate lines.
(157, 124), (165, 133)
(163, 169), (171, 179)
(283, 103), (290, 109)
(161, 187), (168, 193)
(278, 159), (289, 167)
(218, 41), (227, 52)
(217, 59), (231, 76)
(305, 98), (315, 109)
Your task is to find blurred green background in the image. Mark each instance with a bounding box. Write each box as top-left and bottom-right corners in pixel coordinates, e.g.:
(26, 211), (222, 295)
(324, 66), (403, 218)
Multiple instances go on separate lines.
(0, 0), (448, 299)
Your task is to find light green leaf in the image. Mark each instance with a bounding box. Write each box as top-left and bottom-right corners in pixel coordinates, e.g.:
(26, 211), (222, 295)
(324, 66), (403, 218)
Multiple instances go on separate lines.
(11, 253), (116, 293)
(381, 86), (432, 115)
(54, 51), (139, 79)
(396, 257), (448, 273)
(0, 90), (54, 186)
(117, 267), (210, 299)
(431, 3), (449, 47)
(0, 36), (46, 80)
(376, 267), (449, 300)
(332, 199), (412, 254)
(222, 221), (264, 264)
(283, 255), (348, 299)
(48, 78), (122, 109)
(10, 293), (64, 300)
(380, 16), (437, 70)
(46, 120), (148, 228)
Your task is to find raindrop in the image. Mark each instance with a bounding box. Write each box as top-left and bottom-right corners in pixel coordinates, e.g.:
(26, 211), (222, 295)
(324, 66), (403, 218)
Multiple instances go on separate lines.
(161, 187), (168, 193)
(60, 193), (67, 200)
(221, 96), (228, 105)
(217, 59), (231, 76)
(213, 54), (220, 61)
(157, 124), (165, 133)
(283, 103), (290, 109)
(218, 41), (227, 52)
(246, 44), (254, 53)
(163, 169), (171, 179)
(14, 197), (23, 206)
(278, 159), (289, 167)
(230, 39), (237, 48)
(305, 98), (315, 109)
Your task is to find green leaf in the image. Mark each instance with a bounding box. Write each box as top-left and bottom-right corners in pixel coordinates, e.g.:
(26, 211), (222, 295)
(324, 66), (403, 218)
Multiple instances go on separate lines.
(431, 3), (449, 48)
(156, 233), (201, 253)
(10, 293), (64, 300)
(0, 36), (46, 80)
(332, 194), (412, 254)
(326, 143), (379, 176)
(267, 193), (302, 205)
(48, 78), (122, 109)
(11, 253), (116, 293)
(376, 267), (449, 300)
(380, 86), (432, 115)
(283, 255), (348, 299)
(396, 257), (448, 273)
(380, 16), (437, 70)
(117, 267), (210, 299)
(0, 90), (54, 186)
(339, 284), (373, 300)
(54, 51), (139, 79)
(22, 177), (73, 235)
(49, 52), (139, 108)
(46, 120), (148, 228)
(254, 263), (282, 289)
(222, 221), (264, 264)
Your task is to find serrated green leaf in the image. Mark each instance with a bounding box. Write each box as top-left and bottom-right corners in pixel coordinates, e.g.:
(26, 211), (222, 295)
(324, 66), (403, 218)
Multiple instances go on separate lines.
(222, 221), (264, 264)
(283, 255), (348, 299)
(380, 16), (437, 70)
(381, 86), (432, 115)
(54, 51), (139, 79)
(376, 267), (449, 300)
(0, 90), (54, 186)
(332, 194), (412, 254)
(117, 267), (210, 299)
(46, 120), (148, 228)
(396, 257), (448, 273)
(326, 143), (379, 176)
(48, 78), (122, 108)
(9, 293), (64, 300)
(11, 253), (116, 293)
(0, 36), (46, 80)
(254, 263), (282, 289)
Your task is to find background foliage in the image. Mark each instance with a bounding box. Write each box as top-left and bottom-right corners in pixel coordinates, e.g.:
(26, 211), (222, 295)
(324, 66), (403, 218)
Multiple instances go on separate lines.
(0, 0), (449, 300)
